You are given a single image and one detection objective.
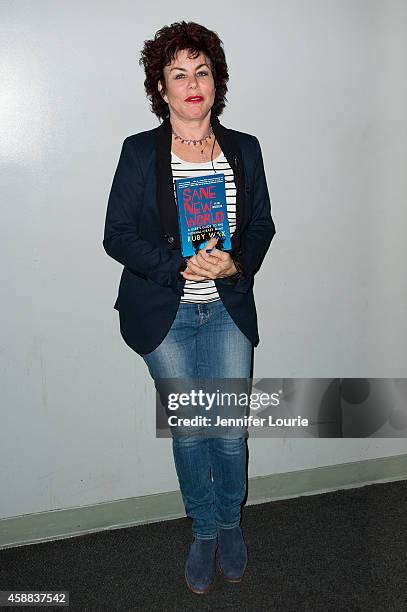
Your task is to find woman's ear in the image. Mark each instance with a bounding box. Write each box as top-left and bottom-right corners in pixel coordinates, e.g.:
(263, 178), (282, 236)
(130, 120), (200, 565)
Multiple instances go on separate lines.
(158, 80), (168, 103)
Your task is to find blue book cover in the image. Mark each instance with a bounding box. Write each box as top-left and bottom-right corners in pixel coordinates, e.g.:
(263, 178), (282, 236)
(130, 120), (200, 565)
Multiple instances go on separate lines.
(174, 173), (232, 257)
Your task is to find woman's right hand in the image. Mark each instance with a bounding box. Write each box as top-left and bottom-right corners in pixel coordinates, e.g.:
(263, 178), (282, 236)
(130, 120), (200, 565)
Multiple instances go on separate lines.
(180, 236), (236, 281)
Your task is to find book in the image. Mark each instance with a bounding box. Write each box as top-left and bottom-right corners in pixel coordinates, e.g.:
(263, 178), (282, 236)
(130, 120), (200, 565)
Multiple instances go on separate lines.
(174, 173), (232, 258)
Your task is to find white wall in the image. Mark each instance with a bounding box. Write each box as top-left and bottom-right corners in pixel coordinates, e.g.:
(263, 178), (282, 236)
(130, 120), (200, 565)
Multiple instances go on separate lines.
(1, 0), (406, 519)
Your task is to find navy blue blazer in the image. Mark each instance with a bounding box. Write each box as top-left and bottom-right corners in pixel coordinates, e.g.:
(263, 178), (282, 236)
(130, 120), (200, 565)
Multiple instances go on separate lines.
(103, 109), (276, 355)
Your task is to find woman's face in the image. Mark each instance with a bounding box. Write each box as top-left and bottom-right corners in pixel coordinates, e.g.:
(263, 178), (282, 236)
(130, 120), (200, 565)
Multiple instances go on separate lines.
(158, 49), (215, 123)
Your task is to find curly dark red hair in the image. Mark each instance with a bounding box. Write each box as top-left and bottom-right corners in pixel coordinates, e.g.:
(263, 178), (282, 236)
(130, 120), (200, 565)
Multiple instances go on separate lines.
(139, 21), (229, 121)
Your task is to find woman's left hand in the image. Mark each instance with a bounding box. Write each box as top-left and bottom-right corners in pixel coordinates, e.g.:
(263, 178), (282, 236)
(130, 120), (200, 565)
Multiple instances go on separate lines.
(181, 236), (237, 281)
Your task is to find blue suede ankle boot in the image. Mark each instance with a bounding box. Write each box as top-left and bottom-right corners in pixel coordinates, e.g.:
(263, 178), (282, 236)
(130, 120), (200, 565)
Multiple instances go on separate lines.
(185, 536), (218, 594)
(217, 525), (248, 582)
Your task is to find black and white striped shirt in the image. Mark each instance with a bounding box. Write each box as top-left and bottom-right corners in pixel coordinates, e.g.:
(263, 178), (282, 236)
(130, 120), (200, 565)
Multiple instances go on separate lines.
(171, 150), (237, 303)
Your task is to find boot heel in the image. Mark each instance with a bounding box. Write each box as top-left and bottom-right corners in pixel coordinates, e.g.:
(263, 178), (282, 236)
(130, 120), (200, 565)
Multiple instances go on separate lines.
(217, 558), (245, 582)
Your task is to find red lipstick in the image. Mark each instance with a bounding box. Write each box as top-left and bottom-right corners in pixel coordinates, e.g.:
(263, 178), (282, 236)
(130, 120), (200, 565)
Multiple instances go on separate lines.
(185, 96), (203, 103)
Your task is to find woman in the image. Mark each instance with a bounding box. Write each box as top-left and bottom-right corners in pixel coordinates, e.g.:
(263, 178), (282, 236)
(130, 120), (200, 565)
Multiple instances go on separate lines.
(103, 21), (276, 595)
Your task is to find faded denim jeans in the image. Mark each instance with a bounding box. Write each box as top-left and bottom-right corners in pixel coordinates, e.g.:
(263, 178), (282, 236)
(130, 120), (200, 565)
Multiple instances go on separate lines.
(141, 299), (253, 539)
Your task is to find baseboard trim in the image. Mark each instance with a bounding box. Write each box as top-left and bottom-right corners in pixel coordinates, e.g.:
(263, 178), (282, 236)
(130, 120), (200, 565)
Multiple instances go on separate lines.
(1, 453), (406, 549)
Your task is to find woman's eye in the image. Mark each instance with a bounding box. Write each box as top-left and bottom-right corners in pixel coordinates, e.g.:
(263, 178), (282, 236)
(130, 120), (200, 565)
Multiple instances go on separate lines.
(174, 71), (209, 79)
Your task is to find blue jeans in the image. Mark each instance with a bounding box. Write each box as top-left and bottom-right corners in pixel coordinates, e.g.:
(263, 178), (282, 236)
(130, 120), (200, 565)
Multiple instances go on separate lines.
(141, 299), (253, 539)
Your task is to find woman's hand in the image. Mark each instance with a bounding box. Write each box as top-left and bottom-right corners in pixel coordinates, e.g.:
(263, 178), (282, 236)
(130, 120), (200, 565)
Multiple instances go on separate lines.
(180, 236), (238, 281)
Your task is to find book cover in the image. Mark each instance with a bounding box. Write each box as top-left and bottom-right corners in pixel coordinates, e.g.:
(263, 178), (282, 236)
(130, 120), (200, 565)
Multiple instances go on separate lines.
(174, 173), (232, 257)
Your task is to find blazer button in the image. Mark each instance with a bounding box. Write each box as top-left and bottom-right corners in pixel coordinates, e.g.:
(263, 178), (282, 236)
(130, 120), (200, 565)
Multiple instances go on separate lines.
(167, 236), (175, 244)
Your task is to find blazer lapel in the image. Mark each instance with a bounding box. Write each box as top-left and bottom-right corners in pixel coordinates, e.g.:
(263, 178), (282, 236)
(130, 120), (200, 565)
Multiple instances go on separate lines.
(155, 109), (246, 253)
